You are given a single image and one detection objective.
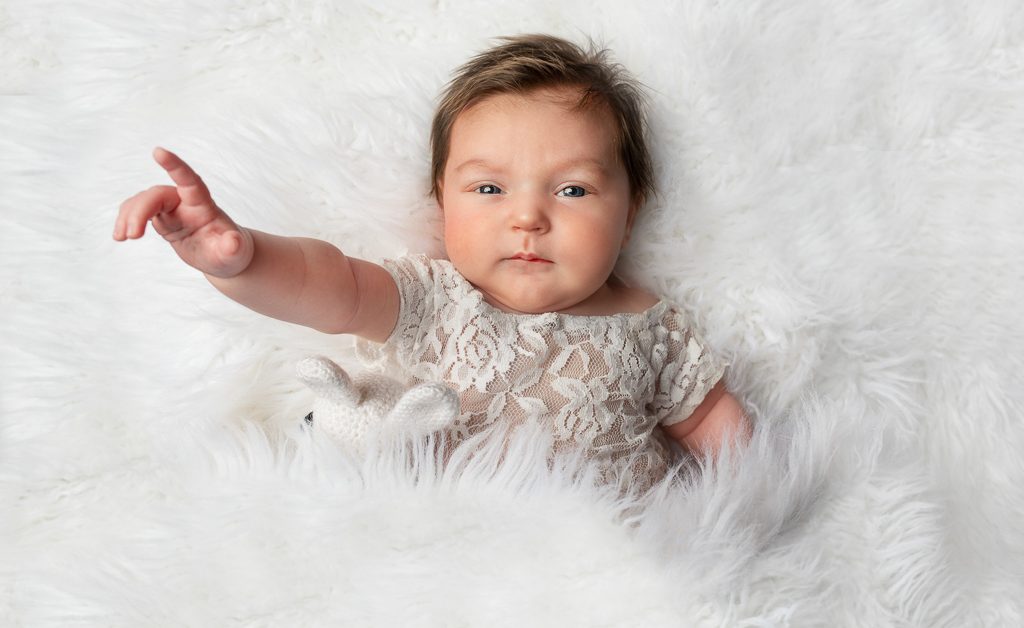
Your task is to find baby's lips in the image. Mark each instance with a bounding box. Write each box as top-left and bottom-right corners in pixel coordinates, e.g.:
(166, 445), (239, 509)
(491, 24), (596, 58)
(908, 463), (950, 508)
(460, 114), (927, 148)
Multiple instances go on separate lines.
(509, 252), (553, 263)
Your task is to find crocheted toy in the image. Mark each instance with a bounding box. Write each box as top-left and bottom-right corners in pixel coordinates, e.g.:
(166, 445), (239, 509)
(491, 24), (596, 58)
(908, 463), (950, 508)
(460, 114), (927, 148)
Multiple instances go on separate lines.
(296, 355), (459, 454)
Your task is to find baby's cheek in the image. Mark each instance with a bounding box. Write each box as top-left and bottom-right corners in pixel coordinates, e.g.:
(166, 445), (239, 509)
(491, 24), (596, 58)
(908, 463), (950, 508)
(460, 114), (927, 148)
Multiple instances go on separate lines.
(575, 221), (623, 259)
(443, 223), (465, 249)
(442, 224), (479, 271)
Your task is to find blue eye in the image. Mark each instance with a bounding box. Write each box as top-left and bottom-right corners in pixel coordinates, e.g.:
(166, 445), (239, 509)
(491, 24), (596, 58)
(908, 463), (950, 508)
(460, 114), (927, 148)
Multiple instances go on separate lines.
(475, 184), (502, 195)
(558, 185), (587, 198)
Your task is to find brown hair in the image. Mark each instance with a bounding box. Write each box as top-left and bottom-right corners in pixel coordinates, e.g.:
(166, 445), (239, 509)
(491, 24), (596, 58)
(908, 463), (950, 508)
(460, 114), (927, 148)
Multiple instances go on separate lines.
(430, 34), (654, 208)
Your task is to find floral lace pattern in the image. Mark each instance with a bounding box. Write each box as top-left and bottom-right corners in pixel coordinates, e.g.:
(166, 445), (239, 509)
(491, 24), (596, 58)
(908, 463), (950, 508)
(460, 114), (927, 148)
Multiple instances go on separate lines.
(356, 255), (728, 491)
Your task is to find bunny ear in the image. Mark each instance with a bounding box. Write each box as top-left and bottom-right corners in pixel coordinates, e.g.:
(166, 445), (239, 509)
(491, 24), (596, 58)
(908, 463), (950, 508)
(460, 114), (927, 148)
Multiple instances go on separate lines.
(388, 383), (460, 434)
(295, 356), (360, 407)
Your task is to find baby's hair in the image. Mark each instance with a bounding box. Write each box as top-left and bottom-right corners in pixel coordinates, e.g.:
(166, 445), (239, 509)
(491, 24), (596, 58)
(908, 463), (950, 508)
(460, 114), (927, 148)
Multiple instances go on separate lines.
(430, 33), (654, 208)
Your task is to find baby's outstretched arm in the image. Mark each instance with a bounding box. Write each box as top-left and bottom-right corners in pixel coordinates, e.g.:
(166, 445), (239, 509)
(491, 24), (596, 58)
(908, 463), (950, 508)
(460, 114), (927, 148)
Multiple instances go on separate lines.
(113, 148), (398, 341)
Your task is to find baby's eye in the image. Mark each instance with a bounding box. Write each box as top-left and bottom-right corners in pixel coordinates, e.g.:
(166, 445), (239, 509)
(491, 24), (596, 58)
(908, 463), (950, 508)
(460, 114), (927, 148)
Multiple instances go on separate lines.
(474, 184), (502, 195)
(557, 185), (587, 198)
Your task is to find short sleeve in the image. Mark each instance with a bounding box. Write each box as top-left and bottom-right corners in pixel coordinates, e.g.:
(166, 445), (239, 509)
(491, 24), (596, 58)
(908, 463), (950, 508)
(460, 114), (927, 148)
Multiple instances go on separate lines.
(649, 307), (729, 427)
(353, 254), (436, 373)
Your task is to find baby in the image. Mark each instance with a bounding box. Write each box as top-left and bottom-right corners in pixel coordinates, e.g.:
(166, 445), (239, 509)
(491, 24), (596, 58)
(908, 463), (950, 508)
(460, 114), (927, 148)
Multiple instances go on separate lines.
(113, 34), (751, 491)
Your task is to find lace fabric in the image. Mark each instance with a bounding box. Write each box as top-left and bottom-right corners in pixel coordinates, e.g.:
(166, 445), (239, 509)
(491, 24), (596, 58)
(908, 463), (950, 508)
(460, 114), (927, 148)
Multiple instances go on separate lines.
(356, 255), (728, 491)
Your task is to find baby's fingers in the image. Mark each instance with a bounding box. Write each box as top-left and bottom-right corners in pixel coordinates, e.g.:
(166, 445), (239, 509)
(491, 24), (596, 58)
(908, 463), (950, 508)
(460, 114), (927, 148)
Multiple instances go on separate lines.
(152, 147), (212, 207)
(114, 185), (180, 240)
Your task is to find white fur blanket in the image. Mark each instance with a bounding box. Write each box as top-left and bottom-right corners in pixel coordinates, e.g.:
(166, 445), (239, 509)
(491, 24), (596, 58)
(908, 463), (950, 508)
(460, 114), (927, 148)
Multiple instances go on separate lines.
(3, 1), (1023, 625)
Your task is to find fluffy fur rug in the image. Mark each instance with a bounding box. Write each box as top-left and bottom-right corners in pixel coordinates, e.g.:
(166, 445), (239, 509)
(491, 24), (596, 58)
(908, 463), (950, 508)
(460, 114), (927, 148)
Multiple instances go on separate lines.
(3, 1), (1023, 625)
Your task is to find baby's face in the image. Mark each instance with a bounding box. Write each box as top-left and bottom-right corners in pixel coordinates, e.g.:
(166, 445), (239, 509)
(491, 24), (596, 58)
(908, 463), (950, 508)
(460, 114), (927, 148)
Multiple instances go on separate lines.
(439, 85), (637, 315)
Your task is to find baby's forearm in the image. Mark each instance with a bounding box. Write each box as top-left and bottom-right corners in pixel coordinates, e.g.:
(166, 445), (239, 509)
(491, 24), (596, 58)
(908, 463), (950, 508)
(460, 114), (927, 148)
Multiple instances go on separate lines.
(206, 229), (360, 333)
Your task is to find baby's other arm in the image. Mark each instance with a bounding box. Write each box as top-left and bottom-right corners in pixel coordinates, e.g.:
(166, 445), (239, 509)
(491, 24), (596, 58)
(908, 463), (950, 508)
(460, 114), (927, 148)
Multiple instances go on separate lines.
(113, 148), (398, 342)
(662, 380), (752, 458)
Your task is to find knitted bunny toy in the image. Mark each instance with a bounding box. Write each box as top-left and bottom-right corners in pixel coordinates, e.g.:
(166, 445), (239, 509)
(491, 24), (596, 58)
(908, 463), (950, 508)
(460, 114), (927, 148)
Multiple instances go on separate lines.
(296, 355), (459, 455)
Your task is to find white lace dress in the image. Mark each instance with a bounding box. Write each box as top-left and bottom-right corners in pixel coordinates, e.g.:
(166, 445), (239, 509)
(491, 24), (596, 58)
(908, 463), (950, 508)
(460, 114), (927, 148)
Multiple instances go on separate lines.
(356, 255), (728, 491)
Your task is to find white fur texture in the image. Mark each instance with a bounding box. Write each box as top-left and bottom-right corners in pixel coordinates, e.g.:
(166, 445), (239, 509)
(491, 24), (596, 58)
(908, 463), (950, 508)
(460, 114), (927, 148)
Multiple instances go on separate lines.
(2, 1), (1023, 625)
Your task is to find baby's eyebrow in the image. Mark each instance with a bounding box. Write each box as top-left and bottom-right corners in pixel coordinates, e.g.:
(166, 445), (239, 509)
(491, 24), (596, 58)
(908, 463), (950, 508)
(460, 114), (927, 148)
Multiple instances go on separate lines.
(452, 158), (493, 174)
(453, 157), (610, 176)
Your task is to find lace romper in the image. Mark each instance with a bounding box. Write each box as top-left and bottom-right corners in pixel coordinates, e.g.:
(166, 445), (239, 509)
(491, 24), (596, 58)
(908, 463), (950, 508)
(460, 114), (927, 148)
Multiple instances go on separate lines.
(356, 255), (728, 491)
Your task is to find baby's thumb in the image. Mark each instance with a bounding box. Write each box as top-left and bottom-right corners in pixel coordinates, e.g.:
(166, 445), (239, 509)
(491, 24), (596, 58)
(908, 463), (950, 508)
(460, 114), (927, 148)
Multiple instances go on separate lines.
(211, 228), (255, 277)
(219, 231), (243, 257)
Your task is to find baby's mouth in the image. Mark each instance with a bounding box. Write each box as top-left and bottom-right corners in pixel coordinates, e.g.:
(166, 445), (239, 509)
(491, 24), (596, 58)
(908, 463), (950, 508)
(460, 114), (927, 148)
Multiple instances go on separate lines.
(509, 252), (553, 263)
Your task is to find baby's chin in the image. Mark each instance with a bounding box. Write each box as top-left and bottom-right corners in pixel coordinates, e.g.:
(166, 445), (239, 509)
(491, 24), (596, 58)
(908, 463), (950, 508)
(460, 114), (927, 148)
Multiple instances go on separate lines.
(455, 262), (605, 314)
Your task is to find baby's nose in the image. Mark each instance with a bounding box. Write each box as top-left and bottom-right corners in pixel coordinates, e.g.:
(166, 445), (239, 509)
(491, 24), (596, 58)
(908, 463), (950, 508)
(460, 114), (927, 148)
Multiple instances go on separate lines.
(510, 196), (550, 232)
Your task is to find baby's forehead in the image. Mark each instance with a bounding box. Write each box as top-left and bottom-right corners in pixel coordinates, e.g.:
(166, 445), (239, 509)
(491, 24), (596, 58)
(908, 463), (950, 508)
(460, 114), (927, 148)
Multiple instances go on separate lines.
(453, 88), (618, 144)
(462, 84), (611, 118)
(446, 92), (623, 176)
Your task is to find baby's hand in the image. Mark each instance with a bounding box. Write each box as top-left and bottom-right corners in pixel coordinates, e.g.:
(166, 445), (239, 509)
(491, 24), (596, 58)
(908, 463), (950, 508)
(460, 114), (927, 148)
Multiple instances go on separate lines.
(113, 147), (254, 278)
